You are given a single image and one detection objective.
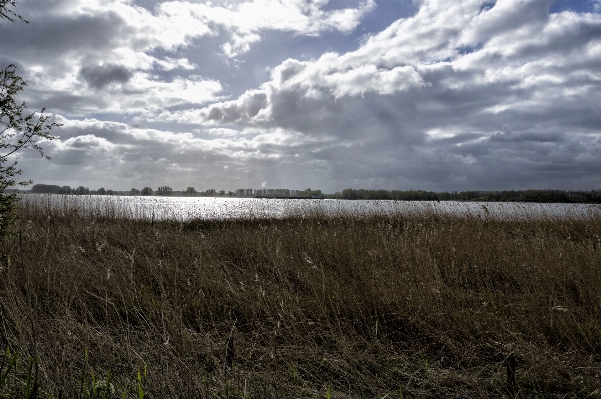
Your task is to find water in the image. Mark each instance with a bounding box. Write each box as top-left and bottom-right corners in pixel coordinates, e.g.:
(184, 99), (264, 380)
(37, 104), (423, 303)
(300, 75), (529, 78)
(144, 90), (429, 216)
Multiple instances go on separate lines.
(19, 194), (601, 221)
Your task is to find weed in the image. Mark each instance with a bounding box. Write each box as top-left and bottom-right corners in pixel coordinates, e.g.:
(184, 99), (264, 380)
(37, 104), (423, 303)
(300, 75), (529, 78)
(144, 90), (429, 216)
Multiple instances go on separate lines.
(0, 196), (600, 397)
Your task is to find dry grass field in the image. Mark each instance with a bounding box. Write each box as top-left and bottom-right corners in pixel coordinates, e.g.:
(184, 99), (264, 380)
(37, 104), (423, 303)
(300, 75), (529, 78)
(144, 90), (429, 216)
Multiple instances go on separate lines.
(1, 196), (600, 398)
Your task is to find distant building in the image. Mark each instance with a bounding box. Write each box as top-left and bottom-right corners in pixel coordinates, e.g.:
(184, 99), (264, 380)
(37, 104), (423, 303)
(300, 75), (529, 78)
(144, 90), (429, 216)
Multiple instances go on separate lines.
(251, 188), (296, 197)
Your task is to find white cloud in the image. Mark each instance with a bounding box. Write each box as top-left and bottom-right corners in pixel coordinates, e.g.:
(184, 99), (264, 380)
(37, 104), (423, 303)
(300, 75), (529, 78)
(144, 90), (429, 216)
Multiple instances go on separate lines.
(201, 0), (601, 130)
(190, 0), (376, 56)
(58, 134), (117, 152)
(5, 0), (375, 118)
(183, 0), (601, 190)
(8, 0), (601, 191)
(207, 128), (240, 137)
(58, 0), (375, 58)
(154, 57), (198, 71)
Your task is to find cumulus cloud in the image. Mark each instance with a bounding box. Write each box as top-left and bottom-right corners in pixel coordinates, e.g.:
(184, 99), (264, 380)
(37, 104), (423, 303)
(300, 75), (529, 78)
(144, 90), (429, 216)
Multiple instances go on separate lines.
(13, 0), (375, 58)
(2, 0), (375, 113)
(170, 0), (601, 190)
(200, 90), (269, 123)
(6, 0), (601, 191)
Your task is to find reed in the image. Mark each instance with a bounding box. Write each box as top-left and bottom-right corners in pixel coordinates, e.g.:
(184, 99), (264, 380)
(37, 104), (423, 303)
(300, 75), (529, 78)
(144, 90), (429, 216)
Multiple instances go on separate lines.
(1, 196), (600, 397)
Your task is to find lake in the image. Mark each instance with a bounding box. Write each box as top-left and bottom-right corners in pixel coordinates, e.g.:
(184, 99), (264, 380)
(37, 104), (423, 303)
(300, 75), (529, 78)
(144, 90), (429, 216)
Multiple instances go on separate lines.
(18, 194), (601, 221)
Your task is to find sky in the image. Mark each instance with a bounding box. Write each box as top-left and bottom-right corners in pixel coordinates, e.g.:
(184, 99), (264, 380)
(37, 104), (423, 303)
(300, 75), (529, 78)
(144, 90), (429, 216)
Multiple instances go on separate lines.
(1, 0), (600, 193)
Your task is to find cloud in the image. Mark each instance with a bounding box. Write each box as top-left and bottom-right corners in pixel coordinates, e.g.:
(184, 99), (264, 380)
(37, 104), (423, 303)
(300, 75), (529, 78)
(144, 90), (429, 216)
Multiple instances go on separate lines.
(208, 0), (376, 56)
(7, 0), (601, 191)
(12, 0), (375, 58)
(79, 64), (134, 89)
(1, 0), (376, 118)
(200, 90), (269, 123)
(25, 116), (330, 188)
(185, 0), (601, 190)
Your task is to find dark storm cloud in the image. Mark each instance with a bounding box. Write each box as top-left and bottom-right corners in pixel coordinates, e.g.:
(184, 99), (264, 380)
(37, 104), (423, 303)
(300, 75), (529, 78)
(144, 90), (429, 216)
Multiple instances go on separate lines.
(0, 56), (22, 69)
(0, 10), (128, 65)
(51, 149), (88, 166)
(490, 130), (565, 143)
(79, 64), (134, 89)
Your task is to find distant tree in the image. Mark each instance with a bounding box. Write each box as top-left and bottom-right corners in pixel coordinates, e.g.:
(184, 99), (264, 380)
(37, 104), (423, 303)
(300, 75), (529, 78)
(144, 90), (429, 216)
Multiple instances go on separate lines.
(141, 187), (153, 196)
(58, 185), (72, 194)
(341, 188), (358, 200)
(75, 186), (89, 195)
(157, 186), (173, 196)
(204, 189), (216, 197)
(299, 188), (323, 198)
(31, 184), (61, 194)
(130, 188), (141, 196)
(218, 190), (225, 196)
(185, 187), (197, 195)
(97, 187), (106, 195)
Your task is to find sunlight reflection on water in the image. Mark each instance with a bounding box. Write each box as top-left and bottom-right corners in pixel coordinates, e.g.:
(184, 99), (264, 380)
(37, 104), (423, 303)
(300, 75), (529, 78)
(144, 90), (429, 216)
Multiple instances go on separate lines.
(20, 195), (601, 221)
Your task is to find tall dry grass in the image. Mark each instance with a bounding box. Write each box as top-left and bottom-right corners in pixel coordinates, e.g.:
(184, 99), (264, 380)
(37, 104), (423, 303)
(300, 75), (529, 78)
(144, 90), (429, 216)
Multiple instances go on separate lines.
(1, 196), (600, 398)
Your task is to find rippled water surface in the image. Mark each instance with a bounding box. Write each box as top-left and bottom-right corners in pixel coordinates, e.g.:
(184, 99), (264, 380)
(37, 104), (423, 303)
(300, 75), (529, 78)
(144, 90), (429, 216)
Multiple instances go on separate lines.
(20, 194), (601, 221)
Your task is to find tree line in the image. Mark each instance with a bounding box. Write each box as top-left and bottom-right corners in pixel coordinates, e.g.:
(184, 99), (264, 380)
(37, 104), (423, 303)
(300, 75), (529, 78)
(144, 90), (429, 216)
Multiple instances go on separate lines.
(24, 185), (325, 198)
(325, 189), (601, 203)
(21, 185), (601, 203)
(25, 184), (235, 197)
